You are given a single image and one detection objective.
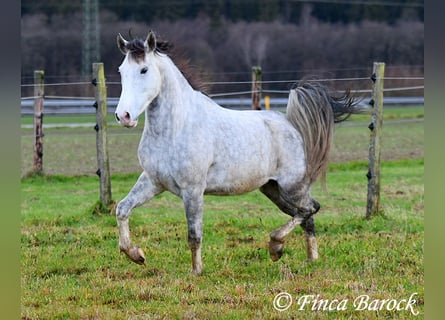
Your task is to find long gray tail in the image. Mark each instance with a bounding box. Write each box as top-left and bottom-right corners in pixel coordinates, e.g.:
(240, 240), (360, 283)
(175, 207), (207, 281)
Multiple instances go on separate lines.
(286, 81), (363, 186)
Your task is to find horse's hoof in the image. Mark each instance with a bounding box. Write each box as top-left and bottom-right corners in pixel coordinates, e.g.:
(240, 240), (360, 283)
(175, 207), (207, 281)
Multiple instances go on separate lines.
(124, 246), (146, 265)
(191, 268), (203, 276)
(306, 256), (318, 263)
(269, 240), (284, 262)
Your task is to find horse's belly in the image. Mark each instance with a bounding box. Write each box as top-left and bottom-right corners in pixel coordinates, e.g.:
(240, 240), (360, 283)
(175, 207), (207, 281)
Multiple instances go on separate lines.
(204, 179), (268, 195)
(204, 163), (273, 195)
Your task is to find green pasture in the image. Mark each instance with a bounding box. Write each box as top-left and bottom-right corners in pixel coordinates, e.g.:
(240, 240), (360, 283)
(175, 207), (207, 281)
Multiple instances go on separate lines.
(21, 160), (423, 319)
(21, 106), (423, 319)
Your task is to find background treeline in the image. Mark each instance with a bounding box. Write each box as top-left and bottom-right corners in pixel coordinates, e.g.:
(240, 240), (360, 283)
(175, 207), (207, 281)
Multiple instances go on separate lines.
(21, 0), (424, 24)
(21, 1), (423, 98)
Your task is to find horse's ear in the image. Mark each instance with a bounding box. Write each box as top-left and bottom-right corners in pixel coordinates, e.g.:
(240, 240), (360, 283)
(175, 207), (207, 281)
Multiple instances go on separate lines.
(145, 30), (157, 52)
(117, 33), (128, 55)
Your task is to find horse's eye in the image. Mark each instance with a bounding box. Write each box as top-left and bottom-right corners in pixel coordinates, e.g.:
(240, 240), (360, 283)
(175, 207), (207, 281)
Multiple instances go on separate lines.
(140, 67), (148, 74)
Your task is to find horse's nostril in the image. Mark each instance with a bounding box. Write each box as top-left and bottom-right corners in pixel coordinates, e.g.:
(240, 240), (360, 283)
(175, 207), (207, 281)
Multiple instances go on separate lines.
(124, 112), (130, 121)
(115, 113), (120, 122)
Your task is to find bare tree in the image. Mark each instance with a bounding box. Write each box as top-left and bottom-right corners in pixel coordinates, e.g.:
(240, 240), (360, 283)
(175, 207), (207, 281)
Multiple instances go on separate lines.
(21, 12), (423, 97)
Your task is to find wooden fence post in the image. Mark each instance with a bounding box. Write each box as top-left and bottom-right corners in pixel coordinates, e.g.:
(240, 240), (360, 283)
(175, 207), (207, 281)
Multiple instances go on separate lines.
(366, 62), (385, 218)
(93, 62), (113, 207)
(251, 66), (262, 110)
(33, 70), (45, 174)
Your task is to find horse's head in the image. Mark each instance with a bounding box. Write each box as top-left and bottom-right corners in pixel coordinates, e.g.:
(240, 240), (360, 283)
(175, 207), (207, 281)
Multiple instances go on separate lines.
(115, 31), (162, 128)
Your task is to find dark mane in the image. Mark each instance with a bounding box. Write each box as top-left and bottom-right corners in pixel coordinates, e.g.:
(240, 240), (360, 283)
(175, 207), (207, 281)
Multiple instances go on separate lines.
(125, 38), (145, 61)
(125, 33), (208, 94)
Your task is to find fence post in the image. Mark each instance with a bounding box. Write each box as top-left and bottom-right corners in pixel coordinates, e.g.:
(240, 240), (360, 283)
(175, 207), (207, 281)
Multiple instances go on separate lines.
(366, 62), (385, 218)
(33, 70), (45, 174)
(251, 66), (262, 110)
(264, 95), (270, 110)
(92, 62), (113, 207)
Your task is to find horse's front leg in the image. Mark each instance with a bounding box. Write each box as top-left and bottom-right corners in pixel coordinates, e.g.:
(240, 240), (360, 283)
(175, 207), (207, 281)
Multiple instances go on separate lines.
(116, 172), (162, 265)
(182, 189), (204, 275)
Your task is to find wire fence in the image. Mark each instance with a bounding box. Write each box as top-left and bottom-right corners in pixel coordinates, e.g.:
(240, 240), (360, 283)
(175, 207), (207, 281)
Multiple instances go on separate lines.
(20, 76), (424, 102)
(20, 64), (424, 178)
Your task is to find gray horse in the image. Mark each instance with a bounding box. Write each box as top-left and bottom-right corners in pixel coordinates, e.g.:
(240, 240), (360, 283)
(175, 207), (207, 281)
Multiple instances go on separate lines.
(114, 31), (362, 275)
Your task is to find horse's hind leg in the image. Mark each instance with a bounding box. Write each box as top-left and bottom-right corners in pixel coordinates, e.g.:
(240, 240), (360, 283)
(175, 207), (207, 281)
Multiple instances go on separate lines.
(116, 172), (162, 265)
(268, 215), (304, 261)
(260, 180), (320, 262)
(300, 216), (319, 261)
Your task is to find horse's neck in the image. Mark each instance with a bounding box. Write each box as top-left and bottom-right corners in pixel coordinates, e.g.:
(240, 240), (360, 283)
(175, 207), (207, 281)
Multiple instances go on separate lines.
(144, 57), (195, 138)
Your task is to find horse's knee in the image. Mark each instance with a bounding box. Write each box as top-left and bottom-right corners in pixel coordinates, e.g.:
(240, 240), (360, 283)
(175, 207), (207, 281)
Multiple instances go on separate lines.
(187, 220), (203, 247)
(116, 200), (131, 219)
(116, 198), (134, 220)
(188, 235), (202, 250)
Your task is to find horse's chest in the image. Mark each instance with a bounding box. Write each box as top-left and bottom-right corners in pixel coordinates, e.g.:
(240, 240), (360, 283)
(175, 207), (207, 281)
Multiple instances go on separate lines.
(138, 141), (172, 172)
(137, 137), (197, 192)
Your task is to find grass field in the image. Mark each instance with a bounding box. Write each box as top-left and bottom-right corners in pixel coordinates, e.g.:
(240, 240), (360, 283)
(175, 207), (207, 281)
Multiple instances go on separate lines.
(21, 106), (423, 319)
(21, 160), (423, 319)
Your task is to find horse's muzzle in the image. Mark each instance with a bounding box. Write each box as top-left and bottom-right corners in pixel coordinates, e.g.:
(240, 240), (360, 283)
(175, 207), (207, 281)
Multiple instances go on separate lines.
(115, 111), (137, 128)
